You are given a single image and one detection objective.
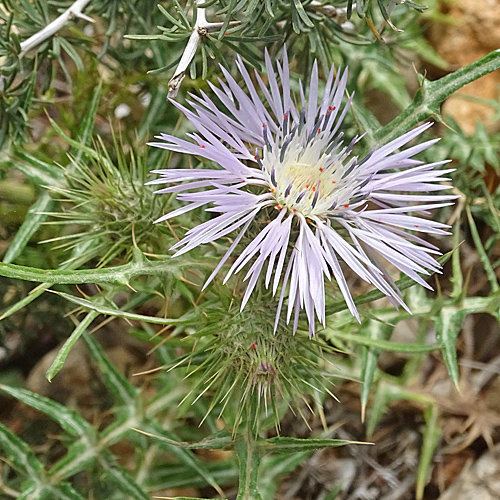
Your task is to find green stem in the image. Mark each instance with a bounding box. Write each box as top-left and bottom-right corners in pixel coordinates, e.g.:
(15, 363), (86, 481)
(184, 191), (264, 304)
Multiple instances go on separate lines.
(374, 49), (500, 146)
(235, 398), (263, 500)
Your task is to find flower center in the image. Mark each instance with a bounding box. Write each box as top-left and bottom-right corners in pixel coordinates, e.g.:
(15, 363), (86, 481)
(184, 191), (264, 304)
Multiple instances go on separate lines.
(259, 124), (361, 218)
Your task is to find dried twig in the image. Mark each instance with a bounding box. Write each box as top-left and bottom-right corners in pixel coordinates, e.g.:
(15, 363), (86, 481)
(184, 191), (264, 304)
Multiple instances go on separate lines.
(168, 0), (237, 98)
(19, 0), (94, 58)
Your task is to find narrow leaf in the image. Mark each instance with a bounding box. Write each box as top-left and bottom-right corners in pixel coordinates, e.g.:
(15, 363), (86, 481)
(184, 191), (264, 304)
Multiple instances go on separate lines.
(263, 437), (367, 452)
(416, 405), (440, 500)
(324, 329), (441, 353)
(46, 311), (99, 381)
(0, 385), (94, 437)
(55, 291), (198, 326)
(435, 307), (468, 386)
(360, 320), (393, 421)
(0, 422), (44, 477)
(3, 194), (54, 264)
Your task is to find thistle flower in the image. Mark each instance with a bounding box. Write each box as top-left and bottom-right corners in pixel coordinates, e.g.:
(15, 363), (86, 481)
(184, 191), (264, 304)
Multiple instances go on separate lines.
(148, 49), (455, 335)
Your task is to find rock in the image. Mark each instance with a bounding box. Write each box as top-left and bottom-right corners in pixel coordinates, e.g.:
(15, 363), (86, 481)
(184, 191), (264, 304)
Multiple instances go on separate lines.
(427, 0), (500, 134)
(437, 444), (500, 500)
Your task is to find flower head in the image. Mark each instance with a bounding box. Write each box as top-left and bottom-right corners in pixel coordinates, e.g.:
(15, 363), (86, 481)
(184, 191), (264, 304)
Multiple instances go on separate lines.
(148, 49), (455, 335)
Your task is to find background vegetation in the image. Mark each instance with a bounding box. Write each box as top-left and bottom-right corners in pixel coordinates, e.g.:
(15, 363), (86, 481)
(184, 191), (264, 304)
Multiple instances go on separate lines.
(1, 1), (500, 499)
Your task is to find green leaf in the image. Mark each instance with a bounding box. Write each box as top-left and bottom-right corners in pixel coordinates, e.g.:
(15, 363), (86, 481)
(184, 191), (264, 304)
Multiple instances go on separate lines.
(2, 194), (54, 264)
(55, 291), (200, 326)
(98, 451), (150, 500)
(157, 3), (187, 30)
(49, 441), (97, 480)
(75, 82), (102, 151)
(293, 0), (314, 28)
(0, 422), (44, 477)
(0, 283), (49, 321)
(416, 405), (440, 500)
(323, 329), (441, 353)
(82, 332), (139, 407)
(0, 385), (94, 438)
(360, 319), (394, 421)
(17, 483), (52, 500)
(262, 437), (364, 453)
(467, 206), (499, 293)
(138, 422), (225, 496)
(45, 311), (99, 381)
(2, 84), (102, 265)
(132, 426), (232, 450)
(8, 151), (61, 185)
(58, 37), (84, 72)
(145, 460), (238, 491)
(366, 383), (434, 437)
(259, 452), (310, 500)
(435, 306), (468, 386)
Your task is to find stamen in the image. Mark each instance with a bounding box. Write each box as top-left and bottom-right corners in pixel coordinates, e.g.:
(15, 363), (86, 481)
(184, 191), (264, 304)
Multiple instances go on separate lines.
(296, 191), (306, 203)
(349, 194), (365, 205)
(255, 151), (263, 168)
(358, 148), (375, 166)
(298, 107), (306, 134)
(325, 132), (343, 155)
(284, 182), (293, 197)
(280, 135), (293, 162)
(311, 183), (320, 209)
(341, 160), (357, 179)
(283, 112), (289, 134)
(263, 124), (272, 152)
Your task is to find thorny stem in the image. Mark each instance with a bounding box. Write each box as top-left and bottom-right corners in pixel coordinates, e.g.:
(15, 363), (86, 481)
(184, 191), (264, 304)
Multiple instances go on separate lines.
(235, 395), (263, 500)
(373, 49), (500, 146)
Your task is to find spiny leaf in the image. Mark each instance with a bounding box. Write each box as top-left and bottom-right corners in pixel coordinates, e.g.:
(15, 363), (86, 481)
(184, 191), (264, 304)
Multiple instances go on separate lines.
(262, 436), (369, 452)
(323, 329), (441, 353)
(98, 451), (150, 500)
(3, 84), (102, 265)
(435, 307), (468, 387)
(2, 194), (54, 264)
(82, 332), (139, 408)
(46, 311), (99, 381)
(258, 452), (310, 500)
(366, 383), (434, 437)
(467, 206), (499, 293)
(49, 441), (97, 480)
(416, 405), (440, 500)
(0, 422), (44, 477)
(55, 291), (200, 326)
(360, 319), (394, 421)
(0, 385), (94, 438)
(139, 421), (225, 496)
(145, 460), (238, 491)
(131, 426), (232, 450)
